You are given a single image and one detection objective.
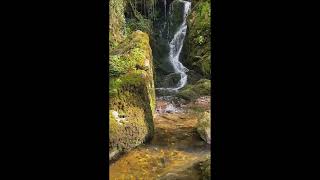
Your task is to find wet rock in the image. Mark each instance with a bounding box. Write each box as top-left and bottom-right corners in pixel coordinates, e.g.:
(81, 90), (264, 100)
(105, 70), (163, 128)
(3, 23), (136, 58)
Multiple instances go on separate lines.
(158, 157), (208, 180)
(195, 96), (210, 106)
(109, 149), (120, 160)
(156, 100), (169, 114)
(199, 157), (211, 180)
(186, 70), (203, 84)
(157, 73), (182, 88)
(159, 172), (188, 180)
(164, 104), (176, 113)
(177, 79), (211, 101)
(156, 99), (182, 114)
(197, 111), (211, 144)
(167, 0), (186, 40)
(193, 96), (211, 110)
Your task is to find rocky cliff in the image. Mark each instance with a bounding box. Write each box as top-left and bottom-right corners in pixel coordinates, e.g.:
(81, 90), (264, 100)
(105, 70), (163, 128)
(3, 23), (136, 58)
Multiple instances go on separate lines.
(183, 0), (211, 80)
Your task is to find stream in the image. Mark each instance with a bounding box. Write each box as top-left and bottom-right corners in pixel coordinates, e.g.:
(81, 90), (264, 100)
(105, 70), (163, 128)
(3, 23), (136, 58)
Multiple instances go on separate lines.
(109, 100), (211, 180)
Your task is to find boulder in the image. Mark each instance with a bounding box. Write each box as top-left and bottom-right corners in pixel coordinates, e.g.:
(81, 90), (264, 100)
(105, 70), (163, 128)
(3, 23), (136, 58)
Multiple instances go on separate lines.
(199, 156), (211, 180)
(197, 111), (211, 144)
(177, 79), (211, 101)
(109, 31), (156, 160)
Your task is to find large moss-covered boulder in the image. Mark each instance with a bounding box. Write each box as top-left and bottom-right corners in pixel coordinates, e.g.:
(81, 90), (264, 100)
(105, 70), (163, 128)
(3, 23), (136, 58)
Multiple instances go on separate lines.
(109, 30), (156, 160)
(197, 111), (211, 144)
(182, 0), (211, 79)
(177, 79), (211, 101)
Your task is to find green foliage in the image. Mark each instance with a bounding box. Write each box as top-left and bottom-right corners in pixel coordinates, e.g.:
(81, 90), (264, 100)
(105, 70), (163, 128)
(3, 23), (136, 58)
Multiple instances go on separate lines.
(184, 0), (211, 79)
(148, 8), (160, 21)
(195, 35), (205, 45)
(109, 0), (126, 47)
(126, 17), (152, 35)
(191, 1), (210, 31)
(200, 157), (211, 180)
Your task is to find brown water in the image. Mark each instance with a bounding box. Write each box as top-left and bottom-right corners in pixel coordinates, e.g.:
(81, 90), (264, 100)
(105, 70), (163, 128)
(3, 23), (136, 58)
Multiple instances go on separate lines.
(109, 99), (210, 180)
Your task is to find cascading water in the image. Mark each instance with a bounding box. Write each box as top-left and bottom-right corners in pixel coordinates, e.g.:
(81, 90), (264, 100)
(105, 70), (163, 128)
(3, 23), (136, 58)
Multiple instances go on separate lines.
(157, 0), (191, 92)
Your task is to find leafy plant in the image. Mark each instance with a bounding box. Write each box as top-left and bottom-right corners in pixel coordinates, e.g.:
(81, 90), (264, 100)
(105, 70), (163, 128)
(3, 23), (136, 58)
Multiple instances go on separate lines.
(196, 35), (205, 45)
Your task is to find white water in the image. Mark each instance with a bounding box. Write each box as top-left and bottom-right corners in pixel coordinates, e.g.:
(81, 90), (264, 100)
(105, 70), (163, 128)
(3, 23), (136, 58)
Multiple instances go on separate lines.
(157, 0), (191, 92)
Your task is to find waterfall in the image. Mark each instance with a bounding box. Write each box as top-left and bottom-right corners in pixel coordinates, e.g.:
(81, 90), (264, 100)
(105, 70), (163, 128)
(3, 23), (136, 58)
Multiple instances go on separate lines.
(168, 0), (190, 90)
(157, 0), (191, 92)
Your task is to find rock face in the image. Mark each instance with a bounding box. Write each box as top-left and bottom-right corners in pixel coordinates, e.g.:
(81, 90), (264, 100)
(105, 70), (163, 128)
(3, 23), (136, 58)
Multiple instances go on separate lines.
(109, 30), (156, 160)
(167, 0), (186, 39)
(109, 0), (126, 49)
(182, 0), (211, 79)
(197, 111), (211, 144)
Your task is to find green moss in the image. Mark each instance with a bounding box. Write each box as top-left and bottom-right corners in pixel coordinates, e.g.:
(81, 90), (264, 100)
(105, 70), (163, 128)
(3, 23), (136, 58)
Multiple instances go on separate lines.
(177, 79), (211, 101)
(182, 0), (211, 79)
(109, 0), (126, 50)
(196, 111), (211, 144)
(126, 17), (152, 35)
(109, 85), (155, 155)
(109, 30), (155, 159)
(199, 157), (211, 180)
(109, 31), (152, 78)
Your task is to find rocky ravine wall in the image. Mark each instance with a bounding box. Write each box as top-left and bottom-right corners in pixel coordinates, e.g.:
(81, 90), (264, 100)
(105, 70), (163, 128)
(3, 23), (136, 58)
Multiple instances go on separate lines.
(109, 0), (156, 160)
(182, 0), (211, 80)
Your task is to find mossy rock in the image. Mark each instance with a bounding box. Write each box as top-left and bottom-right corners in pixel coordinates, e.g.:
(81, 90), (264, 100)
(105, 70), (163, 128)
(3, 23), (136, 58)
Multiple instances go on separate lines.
(182, 0), (211, 79)
(109, 30), (156, 160)
(109, 30), (153, 77)
(156, 72), (182, 88)
(176, 79), (211, 101)
(197, 111), (211, 144)
(199, 156), (211, 180)
(186, 69), (203, 84)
